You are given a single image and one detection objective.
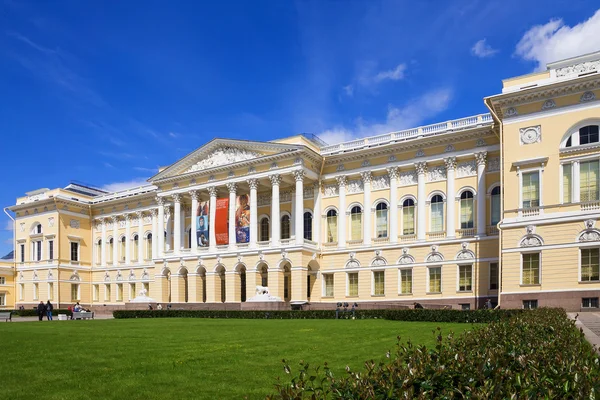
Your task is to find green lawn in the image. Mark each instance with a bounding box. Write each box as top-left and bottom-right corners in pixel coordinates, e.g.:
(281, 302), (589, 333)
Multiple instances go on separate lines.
(0, 318), (474, 399)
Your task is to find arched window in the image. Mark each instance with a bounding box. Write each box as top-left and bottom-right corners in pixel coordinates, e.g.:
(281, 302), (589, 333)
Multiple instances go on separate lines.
(564, 124), (599, 147)
(108, 238), (114, 263)
(350, 206), (362, 241)
(146, 233), (153, 260)
(133, 235), (139, 261)
(430, 195), (444, 232)
(326, 209), (338, 243)
(375, 202), (388, 238)
(303, 212), (313, 241)
(491, 186), (501, 226)
(281, 215), (291, 240)
(402, 199), (415, 235)
(460, 191), (474, 229)
(34, 223), (42, 234)
(120, 237), (126, 262)
(259, 217), (269, 242)
(96, 239), (102, 265)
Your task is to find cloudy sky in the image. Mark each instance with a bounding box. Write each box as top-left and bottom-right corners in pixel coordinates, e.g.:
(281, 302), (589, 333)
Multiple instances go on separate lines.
(1, 0), (600, 256)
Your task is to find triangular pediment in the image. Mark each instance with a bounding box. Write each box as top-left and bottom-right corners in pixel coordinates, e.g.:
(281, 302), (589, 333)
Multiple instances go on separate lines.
(149, 139), (304, 182)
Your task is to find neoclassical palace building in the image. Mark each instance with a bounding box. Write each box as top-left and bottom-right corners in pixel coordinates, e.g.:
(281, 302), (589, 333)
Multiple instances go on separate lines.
(4, 51), (600, 312)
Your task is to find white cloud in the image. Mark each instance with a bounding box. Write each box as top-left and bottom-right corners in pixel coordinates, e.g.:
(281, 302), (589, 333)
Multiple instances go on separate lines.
(169, 132), (178, 138)
(515, 10), (600, 71)
(4, 221), (13, 231)
(101, 178), (150, 193)
(320, 88), (452, 144)
(373, 63), (407, 82)
(342, 84), (354, 97)
(471, 39), (499, 58)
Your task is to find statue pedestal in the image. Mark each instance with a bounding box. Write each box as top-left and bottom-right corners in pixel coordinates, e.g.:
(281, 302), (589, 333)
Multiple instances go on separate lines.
(246, 286), (282, 302)
(130, 288), (156, 303)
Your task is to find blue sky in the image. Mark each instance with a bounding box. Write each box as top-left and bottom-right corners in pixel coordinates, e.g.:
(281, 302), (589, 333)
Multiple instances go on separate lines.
(1, 0), (600, 256)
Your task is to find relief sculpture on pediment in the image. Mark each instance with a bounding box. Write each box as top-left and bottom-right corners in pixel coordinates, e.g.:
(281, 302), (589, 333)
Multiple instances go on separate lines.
(186, 147), (262, 173)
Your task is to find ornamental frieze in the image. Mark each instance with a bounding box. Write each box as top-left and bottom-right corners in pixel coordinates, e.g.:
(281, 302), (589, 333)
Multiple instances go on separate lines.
(399, 170), (417, 186)
(457, 161), (477, 178)
(186, 147), (262, 173)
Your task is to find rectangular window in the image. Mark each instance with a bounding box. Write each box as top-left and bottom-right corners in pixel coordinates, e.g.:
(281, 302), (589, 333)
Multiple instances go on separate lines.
(348, 273), (358, 296)
(19, 284), (24, 300)
(400, 269), (412, 294)
(489, 262), (499, 290)
(460, 303), (470, 310)
(0, 277), (5, 285)
(522, 253), (540, 285)
(105, 284), (111, 301)
(581, 248), (600, 282)
(117, 283), (123, 301)
(491, 192), (501, 226)
(0, 293), (5, 306)
(403, 204), (414, 235)
(35, 241), (42, 261)
(460, 197), (474, 229)
(350, 212), (362, 241)
(48, 282), (53, 300)
(458, 265), (472, 291)
(523, 299), (538, 309)
(93, 284), (99, 301)
(324, 274), (334, 297)
(70, 242), (79, 262)
(428, 267), (442, 293)
(580, 160), (599, 202)
(431, 203), (444, 232)
(33, 283), (39, 300)
(129, 283), (136, 300)
(563, 163), (572, 203)
(522, 171), (540, 208)
(582, 297), (599, 308)
(375, 208), (388, 238)
(20, 244), (25, 263)
(373, 271), (385, 295)
(71, 284), (79, 301)
(146, 236), (153, 260)
(327, 215), (338, 243)
(48, 240), (54, 261)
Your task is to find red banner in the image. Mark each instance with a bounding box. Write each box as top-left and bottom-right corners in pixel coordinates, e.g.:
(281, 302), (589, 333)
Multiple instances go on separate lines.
(215, 198), (229, 245)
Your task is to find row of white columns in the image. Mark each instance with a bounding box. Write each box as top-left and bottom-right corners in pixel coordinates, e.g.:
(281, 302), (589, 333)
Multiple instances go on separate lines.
(334, 152), (487, 246)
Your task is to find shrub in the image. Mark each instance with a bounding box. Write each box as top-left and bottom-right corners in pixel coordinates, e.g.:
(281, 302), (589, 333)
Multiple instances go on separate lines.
(267, 308), (600, 399)
(112, 308), (521, 323)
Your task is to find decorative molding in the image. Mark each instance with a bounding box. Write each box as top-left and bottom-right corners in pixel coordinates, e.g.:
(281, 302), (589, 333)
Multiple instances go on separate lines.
(360, 171), (372, 183)
(68, 219), (79, 229)
(457, 160), (477, 178)
(323, 184), (339, 197)
(487, 157), (500, 172)
(371, 256), (387, 267)
(580, 91), (596, 103)
(388, 155), (397, 162)
(247, 179), (259, 190)
(415, 162), (427, 175)
(427, 166), (447, 182)
(257, 193), (272, 207)
(303, 185), (314, 199)
(475, 138), (486, 147)
(361, 159), (371, 167)
(186, 147), (261, 173)
(520, 125), (541, 145)
(270, 162), (278, 170)
(269, 174), (281, 186)
(293, 170), (305, 182)
(505, 107), (518, 117)
(444, 157), (457, 170)
(579, 219), (600, 242)
(444, 144), (455, 152)
(386, 166), (399, 180)
(372, 174), (390, 190)
(208, 186), (218, 197)
(415, 149), (425, 158)
(541, 99), (556, 110)
(336, 175), (348, 188)
(347, 179), (364, 194)
(556, 61), (600, 78)
(336, 164), (345, 172)
(399, 170), (417, 186)
(475, 151), (487, 166)
(228, 171), (235, 178)
(20, 222), (25, 232)
(172, 193), (182, 203)
(48, 217), (55, 228)
(520, 226), (543, 247)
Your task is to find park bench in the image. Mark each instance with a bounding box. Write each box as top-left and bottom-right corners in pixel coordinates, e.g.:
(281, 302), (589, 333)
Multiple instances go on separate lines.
(0, 311), (12, 322)
(72, 311), (94, 320)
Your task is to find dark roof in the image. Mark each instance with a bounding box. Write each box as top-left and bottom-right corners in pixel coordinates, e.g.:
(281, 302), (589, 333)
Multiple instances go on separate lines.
(1, 250), (14, 260)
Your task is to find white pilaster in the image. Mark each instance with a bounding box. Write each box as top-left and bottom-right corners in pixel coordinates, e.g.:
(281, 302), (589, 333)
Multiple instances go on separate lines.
(270, 175), (281, 247)
(190, 191), (198, 252)
(248, 179), (258, 248)
(416, 162), (427, 241)
(137, 211), (144, 263)
(361, 171), (372, 245)
(125, 214), (131, 264)
(173, 194), (182, 254)
(387, 167), (399, 244)
(444, 157), (457, 238)
(208, 187), (217, 252)
(313, 182), (321, 244)
(112, 215), (118, 266)
(337, 175), (347, 248)
(476, 152), (487, 236)
(294, 170), (304, 245)
(227, 183), (237, 249)
(573, 160), (580, 203)
(151, 209), (158, 259)
(101, 218), (107, 266)
(156, 197), (165, 257)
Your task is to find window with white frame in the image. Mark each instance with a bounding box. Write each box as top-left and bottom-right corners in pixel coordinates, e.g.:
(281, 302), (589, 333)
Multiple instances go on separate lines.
(108, 238), (114, 263)
(489, 262), (499, 290)
(347, 273), (358, 296)
(71, 284), (79, 301)
(350, 206), (362, 241)
(117, 283), (123, 301)
(70, 242), (79, 262)
(93, 284), (99, 301)
(0, 277), (5, 285)
(146, 233), (153, 259)
(281, 215), (291, 240)
(0, 293), (5, 306)
(400, 269), (412, 294)
(523, 299), (538, 309)
(48, 240), (54, 261)
(430, 195), (444, 232)
(582, 297), (599, 308)
(402, 198), (415, 235)
(33, 283), (39, 300)
(522, 253), (540, 285)
(326, 210), (338, 243)
(375, 203), (389, 238)
(105, 284), (111, 301)
(581, 248), (600, 282)
(323, 274), (334, 297)
(522, 171), (540, 208)
(562, 163), (572, 203)
(20, 244), (25, 263)
(47, 282), (53, 300)
(491, 187), (501, 226)
(303, 212), (313, 241)
(564, 124), (600, 147)
(458, 265), (472, 291)
(580, 160), (599, 202)
(120, 237), (126, 261)
(428, 267), (442, 293)
(96, 239), (102, 264)
(259, 218), (269, 242)
(133, 235), (139, 261)
(373, 271), (385, 295)
(129, 283), (136, 300)
(32, 240), (42, 262)
(460, 191), (474, 229)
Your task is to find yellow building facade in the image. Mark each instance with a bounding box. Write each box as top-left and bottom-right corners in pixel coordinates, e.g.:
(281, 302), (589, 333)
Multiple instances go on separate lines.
(6, 51), (600, 312)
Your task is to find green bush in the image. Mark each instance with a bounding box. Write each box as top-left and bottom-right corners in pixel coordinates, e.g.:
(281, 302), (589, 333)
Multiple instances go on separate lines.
(267, 308), (600, 399)
(112, 308), (521, 323)
(4, 309), (73, 317)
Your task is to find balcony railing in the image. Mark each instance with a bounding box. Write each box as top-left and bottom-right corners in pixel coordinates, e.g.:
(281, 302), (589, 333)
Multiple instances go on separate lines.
(427, 231), (446, 240)
(487, 225), (499, 235)
(257, 241), (270, 248)
(521, 207), (540, 217)
(303, 239), (317, 246)
(456, 228), (475, 238)
(399, 234), (416, 242)
(322, 241), (338, 248)
(581, 201), (600, 211)
(373, 236), (390, 244)
(347, 239), (363, 247)
(280, 238), (293, 246)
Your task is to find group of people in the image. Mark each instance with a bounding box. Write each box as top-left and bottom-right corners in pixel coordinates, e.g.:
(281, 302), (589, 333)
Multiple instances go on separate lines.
(147, 303), (171, 310)
(36, 300), (54, 321)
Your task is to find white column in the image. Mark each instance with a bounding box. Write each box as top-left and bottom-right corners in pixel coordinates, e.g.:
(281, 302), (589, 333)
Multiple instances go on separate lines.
(387, 167), (399, 243)
(156, 197), (165, 257)
(337, 176), (347, 248)
(137, 211), (144, 263)
(208, 187), (217, 252)
(101, 218), (107, 266)
(248, 179), (258, 248)
(125, 214), (131, 264)
(227, 183), (237, 249)
(190, 191), (198, 252)
(173, 194), (182, 253)
(444, 157), (457, 238)
(112, 215), (119, 266)
(573, 160), (580, 203)
(416, 162), (427, 241)
(291, 188), (295, 238)
(294, 170), (305, 245)
(313, 182), (321, 244)
(361, 172), (372, 245)
(165, 206), (172, 251)
(151, 209), (158, 259)
(476, 152), (487, 236)
(270, 175), (281, 247)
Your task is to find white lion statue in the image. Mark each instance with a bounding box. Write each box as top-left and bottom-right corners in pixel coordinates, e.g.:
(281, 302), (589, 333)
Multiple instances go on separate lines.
(255, 285), (270, 296)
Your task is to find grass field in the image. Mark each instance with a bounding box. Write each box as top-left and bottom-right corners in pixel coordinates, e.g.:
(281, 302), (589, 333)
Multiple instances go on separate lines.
(0, 318), (475, 399)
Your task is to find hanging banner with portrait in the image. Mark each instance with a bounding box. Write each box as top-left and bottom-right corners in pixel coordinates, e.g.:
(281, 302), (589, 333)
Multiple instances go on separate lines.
(235, 194), (250, 243)
(215, 198), (229, 245)
(196, 200), (209, 247)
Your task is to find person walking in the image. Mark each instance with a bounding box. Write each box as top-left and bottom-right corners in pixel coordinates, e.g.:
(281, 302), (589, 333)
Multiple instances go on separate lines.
(46, 300), (54, 321)
(37, 301), (45, 321)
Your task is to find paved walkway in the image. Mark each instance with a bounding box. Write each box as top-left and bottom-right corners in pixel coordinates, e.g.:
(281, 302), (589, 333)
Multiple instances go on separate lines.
(569, 312), (600, 352)
(4, 314), (114, 323)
